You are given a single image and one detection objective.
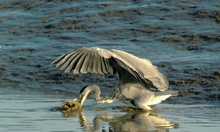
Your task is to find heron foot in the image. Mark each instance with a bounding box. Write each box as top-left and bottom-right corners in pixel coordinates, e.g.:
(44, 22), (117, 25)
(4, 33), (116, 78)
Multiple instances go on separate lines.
(99, 99), (113, 103)
(98, 96), (113, 104)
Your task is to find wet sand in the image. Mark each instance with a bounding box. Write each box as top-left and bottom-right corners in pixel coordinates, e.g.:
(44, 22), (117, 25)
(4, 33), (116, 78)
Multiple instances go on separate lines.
(0, 0), (220, 131)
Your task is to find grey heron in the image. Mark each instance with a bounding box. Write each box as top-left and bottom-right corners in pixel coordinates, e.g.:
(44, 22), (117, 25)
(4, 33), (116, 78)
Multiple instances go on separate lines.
(52, 47), (178, 110)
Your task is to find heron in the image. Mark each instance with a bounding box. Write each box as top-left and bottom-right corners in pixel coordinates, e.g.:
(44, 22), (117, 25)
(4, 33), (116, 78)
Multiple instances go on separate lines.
(52, 47), (178, 110)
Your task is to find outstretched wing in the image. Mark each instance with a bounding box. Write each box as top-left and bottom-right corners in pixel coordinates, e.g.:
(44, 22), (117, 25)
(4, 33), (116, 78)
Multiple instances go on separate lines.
(52, 47), (115, 75)
(111, 50), (169, 91)
(52, 47), (168, 91)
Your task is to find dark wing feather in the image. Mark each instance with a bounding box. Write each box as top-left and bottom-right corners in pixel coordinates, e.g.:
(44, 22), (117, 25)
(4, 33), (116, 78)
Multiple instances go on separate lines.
(80, 54), (90, 74)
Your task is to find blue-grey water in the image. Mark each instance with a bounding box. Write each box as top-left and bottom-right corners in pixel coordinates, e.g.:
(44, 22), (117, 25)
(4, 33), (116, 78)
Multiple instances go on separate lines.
(0, 0), (220, 131)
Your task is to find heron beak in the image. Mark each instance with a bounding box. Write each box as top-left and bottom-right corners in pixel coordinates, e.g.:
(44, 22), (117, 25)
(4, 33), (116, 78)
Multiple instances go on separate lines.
(79, 93), (83, 103)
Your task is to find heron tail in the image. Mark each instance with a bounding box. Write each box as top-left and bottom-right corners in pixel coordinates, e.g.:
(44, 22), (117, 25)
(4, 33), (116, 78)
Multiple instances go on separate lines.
(154, 90), (178, 102)
(155, 90), (178, 97)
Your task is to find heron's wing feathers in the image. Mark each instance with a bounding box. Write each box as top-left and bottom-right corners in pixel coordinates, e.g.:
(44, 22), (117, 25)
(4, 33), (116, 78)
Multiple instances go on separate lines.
(52, 47), (168, 91)
(52, 47), (114, 75)
(112, 50), (168, 91)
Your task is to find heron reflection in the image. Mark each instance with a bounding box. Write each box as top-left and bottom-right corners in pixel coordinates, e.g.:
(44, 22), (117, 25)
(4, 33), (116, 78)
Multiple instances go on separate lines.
(62, 110), (178, 132)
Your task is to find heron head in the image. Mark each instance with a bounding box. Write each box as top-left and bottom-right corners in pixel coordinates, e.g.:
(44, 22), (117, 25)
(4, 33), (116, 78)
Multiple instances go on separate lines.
(79, 92), (85, 104)
(79, 85), (88, 103)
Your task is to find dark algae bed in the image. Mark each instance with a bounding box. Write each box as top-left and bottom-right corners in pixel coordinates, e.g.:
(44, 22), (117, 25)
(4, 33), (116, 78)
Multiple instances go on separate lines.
(0, 0), (220, 104)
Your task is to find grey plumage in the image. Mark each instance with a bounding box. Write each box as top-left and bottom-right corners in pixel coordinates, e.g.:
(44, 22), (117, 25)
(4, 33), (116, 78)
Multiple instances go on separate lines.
(52, 47), (177, 110)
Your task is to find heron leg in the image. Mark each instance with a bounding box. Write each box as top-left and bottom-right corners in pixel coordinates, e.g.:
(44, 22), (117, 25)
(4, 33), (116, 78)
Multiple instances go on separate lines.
(109, 87), (119, 100)
(99, 87), (119, 104)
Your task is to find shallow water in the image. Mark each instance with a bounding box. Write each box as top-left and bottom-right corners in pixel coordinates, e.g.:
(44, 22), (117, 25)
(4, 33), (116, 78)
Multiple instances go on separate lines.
(0, 95), (220, 132)
(0, 0), (220, 131)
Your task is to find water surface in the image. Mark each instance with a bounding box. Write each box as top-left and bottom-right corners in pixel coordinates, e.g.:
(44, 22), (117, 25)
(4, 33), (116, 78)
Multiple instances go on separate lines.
(1, 95), (220, 132)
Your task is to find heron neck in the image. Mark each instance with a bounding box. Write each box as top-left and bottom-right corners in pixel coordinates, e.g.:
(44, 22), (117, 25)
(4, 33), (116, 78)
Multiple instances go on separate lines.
(80, 85), (101, 106)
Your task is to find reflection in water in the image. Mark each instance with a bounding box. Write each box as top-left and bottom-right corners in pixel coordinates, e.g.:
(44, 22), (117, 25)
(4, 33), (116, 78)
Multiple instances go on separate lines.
(62, 110), (178, 131)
